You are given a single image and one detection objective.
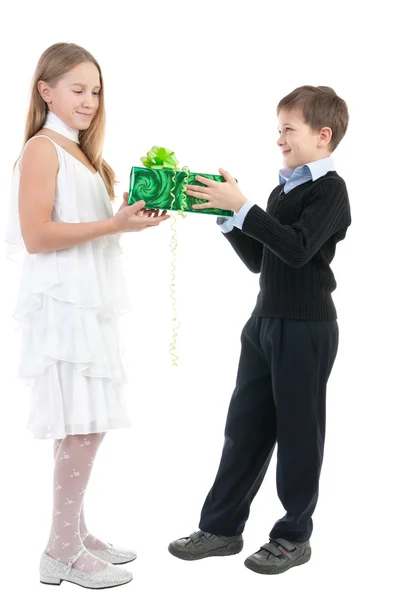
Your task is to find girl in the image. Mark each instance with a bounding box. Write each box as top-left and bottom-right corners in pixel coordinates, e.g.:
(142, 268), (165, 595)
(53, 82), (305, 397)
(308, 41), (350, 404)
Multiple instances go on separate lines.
(5, 42), (170, 589)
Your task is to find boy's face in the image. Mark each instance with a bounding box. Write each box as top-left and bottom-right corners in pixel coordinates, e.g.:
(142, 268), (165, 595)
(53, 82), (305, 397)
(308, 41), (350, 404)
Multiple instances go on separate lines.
(277, 109), (331, 170)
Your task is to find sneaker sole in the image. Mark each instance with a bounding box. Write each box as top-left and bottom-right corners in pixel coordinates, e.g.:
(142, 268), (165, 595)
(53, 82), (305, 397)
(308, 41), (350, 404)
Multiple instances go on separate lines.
(168, 540), (243, 561)
(244, 548), (311, 575)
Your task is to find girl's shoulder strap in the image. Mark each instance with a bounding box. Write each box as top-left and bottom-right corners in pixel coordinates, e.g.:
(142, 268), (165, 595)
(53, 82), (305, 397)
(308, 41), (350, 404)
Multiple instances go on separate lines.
(24, 134), (60, 152)
(18, 135), (61, 171)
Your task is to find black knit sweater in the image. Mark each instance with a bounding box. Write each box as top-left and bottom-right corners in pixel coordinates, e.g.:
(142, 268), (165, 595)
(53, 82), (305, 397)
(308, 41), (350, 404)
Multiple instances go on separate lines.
(223, 171), (351, 320)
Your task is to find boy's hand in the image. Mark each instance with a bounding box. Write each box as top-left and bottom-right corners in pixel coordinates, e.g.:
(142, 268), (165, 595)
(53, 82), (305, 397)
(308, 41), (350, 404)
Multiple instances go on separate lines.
(187, 168), (247, 213)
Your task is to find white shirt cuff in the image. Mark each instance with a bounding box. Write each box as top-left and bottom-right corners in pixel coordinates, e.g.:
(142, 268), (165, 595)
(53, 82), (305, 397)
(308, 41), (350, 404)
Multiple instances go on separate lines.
(234, 200), (254, 230)
(217, 216), (235, 233)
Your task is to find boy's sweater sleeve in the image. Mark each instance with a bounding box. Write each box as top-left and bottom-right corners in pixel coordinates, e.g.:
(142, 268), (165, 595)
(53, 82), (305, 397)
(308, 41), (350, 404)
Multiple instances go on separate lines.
(221, 227), (264, 273)
(219, 191), (276, 274)
(241, 180), (351, 269)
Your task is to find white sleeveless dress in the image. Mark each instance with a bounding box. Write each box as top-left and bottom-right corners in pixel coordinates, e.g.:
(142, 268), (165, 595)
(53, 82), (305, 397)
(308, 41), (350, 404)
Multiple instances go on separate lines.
(5, 136), (132, 439)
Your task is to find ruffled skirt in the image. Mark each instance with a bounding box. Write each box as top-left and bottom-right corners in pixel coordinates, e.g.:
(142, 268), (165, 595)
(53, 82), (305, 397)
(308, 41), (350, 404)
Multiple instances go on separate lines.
(12, 234), (132, 439)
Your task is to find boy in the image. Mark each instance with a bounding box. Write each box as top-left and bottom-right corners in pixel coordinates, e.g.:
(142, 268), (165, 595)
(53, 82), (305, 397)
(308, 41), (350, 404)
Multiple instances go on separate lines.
(169, 86), (351, 575)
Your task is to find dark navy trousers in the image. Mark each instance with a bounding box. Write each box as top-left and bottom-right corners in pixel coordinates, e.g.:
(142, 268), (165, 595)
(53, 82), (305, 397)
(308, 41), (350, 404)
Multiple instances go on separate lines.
(199, 316), (339, 543)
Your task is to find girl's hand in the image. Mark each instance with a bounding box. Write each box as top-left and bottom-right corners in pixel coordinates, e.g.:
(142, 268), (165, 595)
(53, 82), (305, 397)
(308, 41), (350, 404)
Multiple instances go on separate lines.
(113, 193), (170, 233)
(187, 168), (247, 213)
(138, 208), (168, 218)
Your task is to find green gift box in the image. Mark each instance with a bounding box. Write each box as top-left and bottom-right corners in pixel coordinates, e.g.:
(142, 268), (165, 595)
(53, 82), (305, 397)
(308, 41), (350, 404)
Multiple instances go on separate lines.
(128, 147), (235, 218)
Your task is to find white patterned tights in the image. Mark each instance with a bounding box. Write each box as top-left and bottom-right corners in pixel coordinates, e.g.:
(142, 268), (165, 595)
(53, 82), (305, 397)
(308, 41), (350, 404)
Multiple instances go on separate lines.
(45, 433), (109, 574)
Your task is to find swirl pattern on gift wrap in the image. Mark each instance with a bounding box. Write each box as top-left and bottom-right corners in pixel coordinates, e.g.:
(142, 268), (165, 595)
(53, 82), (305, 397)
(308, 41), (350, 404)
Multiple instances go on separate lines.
(133, 169), (173, 210)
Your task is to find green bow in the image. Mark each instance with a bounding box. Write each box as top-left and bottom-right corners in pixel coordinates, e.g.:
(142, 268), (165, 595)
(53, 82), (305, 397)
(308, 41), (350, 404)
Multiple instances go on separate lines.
(140, 146), (179, 170)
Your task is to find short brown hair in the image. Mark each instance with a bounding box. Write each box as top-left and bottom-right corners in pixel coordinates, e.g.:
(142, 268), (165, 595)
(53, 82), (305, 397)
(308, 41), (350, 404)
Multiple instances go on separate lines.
(277, 86), (349, 152)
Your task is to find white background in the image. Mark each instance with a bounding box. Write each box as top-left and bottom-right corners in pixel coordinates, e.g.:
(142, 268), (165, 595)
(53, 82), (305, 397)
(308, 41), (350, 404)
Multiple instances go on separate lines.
(0, 0), (399, 598)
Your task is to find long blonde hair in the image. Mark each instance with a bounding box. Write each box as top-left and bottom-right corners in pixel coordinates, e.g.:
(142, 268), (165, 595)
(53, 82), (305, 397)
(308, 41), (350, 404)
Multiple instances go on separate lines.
(17, 42), (117, 199)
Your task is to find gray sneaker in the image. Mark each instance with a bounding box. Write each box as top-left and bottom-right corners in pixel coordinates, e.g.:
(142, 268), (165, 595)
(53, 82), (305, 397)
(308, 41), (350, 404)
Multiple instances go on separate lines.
(244, 538), (311, 575)
(168, 530), (244, 561)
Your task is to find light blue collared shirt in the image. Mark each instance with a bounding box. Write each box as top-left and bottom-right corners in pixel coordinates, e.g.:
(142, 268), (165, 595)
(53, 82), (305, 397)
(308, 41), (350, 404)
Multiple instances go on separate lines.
(218, 157), (335, 233)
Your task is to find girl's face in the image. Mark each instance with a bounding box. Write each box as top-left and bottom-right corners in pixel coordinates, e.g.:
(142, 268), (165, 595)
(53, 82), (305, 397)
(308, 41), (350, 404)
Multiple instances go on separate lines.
(40, 61), (101, 131)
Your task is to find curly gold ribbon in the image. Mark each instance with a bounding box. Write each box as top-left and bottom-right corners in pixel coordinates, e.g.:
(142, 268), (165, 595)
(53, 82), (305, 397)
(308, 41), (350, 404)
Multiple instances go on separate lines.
(167, 165), (190, 365)
(140, 148), (192, 366)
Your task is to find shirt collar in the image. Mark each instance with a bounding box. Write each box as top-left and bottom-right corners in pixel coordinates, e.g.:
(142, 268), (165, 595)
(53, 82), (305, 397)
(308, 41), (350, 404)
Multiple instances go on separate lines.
(279, 157), (335, 184)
